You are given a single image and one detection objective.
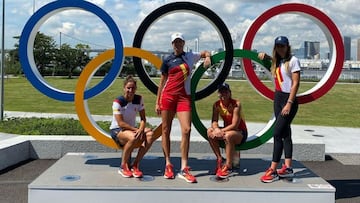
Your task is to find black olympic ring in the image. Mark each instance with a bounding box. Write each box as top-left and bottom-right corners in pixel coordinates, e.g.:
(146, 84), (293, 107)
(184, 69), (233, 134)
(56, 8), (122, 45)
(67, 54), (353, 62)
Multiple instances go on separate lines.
(132, 1), (234, 100)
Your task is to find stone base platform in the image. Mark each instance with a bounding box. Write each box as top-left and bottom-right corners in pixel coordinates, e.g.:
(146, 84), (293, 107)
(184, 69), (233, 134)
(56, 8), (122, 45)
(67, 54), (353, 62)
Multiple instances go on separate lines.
(28, 153), (335, 203)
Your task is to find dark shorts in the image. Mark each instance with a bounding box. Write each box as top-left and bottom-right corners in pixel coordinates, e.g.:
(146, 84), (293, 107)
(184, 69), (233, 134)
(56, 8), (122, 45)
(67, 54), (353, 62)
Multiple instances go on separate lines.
(219, 129), (248, 148)
(110, 128), (124, 147)
(239, 130), (248, 145)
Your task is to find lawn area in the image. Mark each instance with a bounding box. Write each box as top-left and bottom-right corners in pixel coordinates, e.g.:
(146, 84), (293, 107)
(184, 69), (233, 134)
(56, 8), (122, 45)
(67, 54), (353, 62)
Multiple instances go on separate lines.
(3, 77), (360, 128)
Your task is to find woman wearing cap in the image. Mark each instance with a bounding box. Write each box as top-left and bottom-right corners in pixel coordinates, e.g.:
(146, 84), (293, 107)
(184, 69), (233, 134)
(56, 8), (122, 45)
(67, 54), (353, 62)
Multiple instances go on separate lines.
(207, 83), (248, 178)
(155, 32), (211, 183)
(258, 36), (301, 183)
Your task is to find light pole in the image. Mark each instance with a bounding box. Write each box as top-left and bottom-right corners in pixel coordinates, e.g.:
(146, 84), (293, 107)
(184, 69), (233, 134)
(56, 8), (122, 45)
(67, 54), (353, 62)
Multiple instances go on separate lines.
(0, 0), (5, 120)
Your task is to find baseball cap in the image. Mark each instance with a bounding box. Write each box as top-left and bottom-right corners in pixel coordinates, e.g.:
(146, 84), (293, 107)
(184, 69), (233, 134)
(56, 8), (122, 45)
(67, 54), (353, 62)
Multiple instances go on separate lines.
(171, 32), (185, 43)
(218, 83), (230, 91)
(274, 36), (289, 46)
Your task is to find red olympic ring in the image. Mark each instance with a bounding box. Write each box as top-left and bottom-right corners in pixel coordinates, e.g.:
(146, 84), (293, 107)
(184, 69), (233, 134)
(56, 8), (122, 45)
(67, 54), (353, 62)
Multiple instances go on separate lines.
(241, 3), (344, 104)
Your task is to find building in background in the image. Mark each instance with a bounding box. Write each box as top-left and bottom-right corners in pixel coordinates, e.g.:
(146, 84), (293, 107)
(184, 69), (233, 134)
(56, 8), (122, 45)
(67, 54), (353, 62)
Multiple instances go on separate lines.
(293, 41), (320, 59)
(357, 38), (360, 61)
(344, 36), (351, 61)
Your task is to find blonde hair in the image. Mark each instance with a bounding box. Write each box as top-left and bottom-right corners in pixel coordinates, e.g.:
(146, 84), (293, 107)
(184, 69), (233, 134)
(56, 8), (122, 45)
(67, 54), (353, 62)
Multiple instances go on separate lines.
(270, 45), (292, 76)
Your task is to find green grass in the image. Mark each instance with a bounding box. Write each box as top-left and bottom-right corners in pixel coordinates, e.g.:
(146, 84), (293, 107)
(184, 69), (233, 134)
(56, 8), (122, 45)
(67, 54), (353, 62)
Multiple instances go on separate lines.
(3, 77), (360, 128)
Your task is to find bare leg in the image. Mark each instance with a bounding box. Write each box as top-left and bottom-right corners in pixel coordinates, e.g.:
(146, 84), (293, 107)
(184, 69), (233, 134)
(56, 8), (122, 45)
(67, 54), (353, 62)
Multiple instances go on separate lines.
(224, 131), (243, 168)
(177, 111), (191, 170)
(207, 128), (222, 161)
(161, 110), (176, 166)
(132, 128), (155, 167)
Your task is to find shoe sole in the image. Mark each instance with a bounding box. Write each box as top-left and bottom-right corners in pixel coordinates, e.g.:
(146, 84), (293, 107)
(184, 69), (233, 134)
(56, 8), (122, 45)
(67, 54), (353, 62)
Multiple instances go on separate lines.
(132, 169), (143, 178)
(177, 173), (197, 183)
(118, 170), (133, 178)
(217, 171), (234, 179)
(261, 177), (279, 183)
(217, 175), (229, 179)
(279, 173), (294, 178)
(133, 174), (143, 178)
(163, 174), (175, 179)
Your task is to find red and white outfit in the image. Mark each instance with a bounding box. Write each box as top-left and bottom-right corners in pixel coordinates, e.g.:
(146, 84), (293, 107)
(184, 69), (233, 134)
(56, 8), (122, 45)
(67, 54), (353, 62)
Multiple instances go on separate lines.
(159, 52), (201, 112)
(110, 94), (144, 130)
(214, 99), (247, 132)
(274, 56), (301, 93)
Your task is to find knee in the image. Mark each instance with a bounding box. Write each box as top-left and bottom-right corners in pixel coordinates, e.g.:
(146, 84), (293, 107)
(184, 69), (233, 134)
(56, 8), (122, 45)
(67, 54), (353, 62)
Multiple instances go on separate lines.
(127, 135), (136, 143)
(223, 133), (230, 142)
(207, 128), (213, 138)
(162, 125), (171, 136)
(182, 126), (191, 136)
(223, 133), (234, 143)
(146, 131), (155, 143)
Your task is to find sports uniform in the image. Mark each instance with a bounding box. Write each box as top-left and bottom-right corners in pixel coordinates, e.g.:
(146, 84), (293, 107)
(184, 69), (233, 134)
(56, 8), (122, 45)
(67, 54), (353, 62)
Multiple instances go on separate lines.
(214, 98), (248, 143)
(159, 52), (201, 112)
(110, 94), (144, 145)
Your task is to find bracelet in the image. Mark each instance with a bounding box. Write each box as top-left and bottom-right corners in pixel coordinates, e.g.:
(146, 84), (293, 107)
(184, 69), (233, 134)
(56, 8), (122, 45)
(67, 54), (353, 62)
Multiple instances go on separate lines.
(287, 100), (293, 104)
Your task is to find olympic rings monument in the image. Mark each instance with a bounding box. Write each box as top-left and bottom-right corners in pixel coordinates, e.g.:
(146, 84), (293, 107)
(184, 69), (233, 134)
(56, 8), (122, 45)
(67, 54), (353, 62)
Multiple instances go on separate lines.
(13, 1), (344, 202)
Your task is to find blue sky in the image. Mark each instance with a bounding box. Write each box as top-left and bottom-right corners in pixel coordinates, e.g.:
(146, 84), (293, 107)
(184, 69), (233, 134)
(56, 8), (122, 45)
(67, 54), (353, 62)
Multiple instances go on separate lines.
(3, 0), (360, 60)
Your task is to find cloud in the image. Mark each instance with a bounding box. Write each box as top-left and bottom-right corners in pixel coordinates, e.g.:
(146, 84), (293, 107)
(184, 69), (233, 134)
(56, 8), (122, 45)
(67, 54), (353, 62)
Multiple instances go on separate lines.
(5, 0), (360, 59)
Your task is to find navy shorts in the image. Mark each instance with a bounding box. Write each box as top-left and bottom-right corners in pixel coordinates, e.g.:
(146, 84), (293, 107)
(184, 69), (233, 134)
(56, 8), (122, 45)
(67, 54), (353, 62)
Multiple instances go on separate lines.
(110, 128), (124, 147)
(239, 130), (248, 145)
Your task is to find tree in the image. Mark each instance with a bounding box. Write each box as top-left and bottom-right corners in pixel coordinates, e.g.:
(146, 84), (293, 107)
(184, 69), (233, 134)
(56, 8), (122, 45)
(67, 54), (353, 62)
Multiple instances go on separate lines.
(11, 32), (57, 76)
(33, 32), (57, 76)
(12, 33), (92, 78)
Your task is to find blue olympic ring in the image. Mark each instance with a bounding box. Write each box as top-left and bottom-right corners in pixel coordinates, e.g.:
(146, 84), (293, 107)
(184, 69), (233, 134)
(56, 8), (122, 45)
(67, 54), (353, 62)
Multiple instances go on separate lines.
(19, 0), (124, 101)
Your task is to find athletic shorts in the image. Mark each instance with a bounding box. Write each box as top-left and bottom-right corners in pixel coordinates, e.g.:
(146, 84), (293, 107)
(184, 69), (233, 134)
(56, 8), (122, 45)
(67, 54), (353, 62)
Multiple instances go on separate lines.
(160, 92), (191, 112)
(239, 130), (248, 145)
(110, 128), (124, 147)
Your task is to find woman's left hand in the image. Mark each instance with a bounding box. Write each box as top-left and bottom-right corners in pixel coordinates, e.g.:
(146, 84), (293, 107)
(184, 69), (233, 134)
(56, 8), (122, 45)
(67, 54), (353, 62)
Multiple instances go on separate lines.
(281, 103), (292, 116)
(134, 129), (144, 140)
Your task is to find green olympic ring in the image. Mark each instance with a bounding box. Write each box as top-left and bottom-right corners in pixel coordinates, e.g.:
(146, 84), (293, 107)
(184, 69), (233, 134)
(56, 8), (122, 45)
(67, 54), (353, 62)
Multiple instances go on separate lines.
(191, 49), (275, 150)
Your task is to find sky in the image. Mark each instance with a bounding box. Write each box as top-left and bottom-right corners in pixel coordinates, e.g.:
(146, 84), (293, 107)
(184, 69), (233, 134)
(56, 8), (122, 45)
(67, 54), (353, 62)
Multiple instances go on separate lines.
(3, 0), (360, 60)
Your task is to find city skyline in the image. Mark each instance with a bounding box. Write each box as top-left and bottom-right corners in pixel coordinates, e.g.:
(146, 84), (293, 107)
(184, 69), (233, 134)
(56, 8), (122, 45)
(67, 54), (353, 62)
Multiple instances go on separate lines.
(2, 0), (360, 60)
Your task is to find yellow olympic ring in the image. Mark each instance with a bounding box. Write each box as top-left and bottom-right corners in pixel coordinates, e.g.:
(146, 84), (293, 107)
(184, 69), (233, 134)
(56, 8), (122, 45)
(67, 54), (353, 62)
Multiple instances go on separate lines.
(75, 47), (163, 149)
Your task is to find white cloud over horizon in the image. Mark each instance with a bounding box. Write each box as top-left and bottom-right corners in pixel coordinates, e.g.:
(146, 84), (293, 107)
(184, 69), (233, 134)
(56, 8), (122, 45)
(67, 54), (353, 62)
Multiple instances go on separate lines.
(3, 0), (360, 60)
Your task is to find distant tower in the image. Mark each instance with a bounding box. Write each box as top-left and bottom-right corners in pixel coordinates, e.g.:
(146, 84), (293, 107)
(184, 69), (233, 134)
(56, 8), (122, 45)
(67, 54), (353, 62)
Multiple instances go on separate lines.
(194, 38), (199, 53)
(357, 38), (360, 61)
(304, 41), (320, 59)
(343, 36), (351, 61)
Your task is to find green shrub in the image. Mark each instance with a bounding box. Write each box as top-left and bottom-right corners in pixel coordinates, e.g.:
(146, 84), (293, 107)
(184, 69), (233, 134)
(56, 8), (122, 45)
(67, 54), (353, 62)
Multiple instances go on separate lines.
(0, 117), (110, 135)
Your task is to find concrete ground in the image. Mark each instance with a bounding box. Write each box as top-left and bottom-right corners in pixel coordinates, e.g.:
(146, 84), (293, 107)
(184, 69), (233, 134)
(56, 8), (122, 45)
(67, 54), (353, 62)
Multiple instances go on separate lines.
(1, 111), (359, 202)
(1, 154), (360, 203)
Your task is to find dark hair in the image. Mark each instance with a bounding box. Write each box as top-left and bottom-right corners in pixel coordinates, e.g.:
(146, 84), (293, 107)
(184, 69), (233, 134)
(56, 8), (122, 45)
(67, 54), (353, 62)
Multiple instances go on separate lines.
(123, 75), (137, 87)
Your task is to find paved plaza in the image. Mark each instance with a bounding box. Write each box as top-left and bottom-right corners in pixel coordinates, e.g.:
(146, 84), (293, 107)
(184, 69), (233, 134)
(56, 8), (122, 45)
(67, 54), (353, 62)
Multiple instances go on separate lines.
(0, 111), (359, 202)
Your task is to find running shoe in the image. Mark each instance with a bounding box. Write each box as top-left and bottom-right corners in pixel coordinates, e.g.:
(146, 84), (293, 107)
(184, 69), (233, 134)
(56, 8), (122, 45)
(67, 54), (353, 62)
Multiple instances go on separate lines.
(260, 168), (279, 183)
(177, 166), (197, 183)
(213, 159), (223, 175)
(277, 164), (294, 178)
(163, 164), (174, 179)
(118, 164), (133, 178)
(131, 165), (143, 178)
(216, 165), (233, 179)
